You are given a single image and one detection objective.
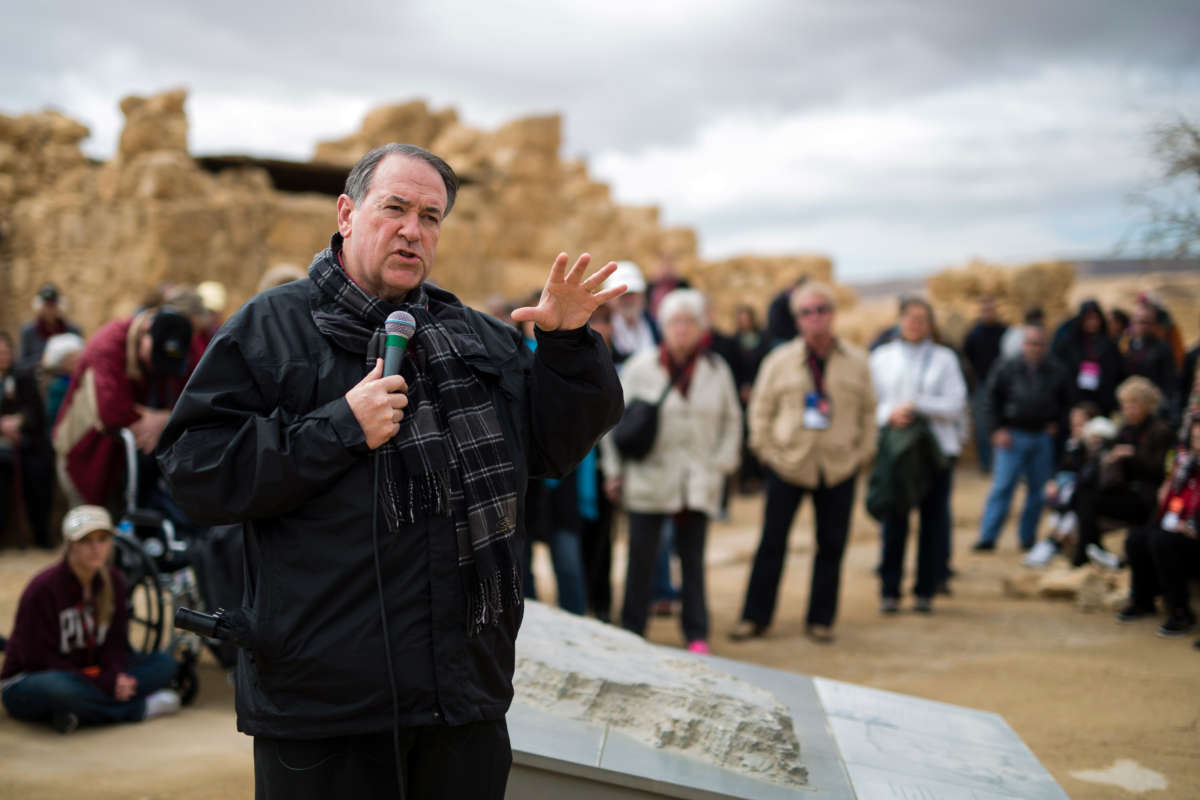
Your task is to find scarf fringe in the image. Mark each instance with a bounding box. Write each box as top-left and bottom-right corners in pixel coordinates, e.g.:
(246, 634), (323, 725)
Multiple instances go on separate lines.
(381, 460), (453, 532)
(467, 566), (524, 636)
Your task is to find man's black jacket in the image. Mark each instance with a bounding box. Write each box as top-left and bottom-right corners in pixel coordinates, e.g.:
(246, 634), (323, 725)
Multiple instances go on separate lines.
(981, 355), (1070, 435)
(157, 278), (622, 738)
(962, 320), (1007, 389)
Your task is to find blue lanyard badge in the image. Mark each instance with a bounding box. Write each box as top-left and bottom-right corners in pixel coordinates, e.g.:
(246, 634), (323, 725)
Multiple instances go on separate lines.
(803, 391), (831, 429)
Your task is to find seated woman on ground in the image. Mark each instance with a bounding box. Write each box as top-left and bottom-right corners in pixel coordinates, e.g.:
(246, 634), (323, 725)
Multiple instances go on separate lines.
(1067, 377), (1175, 569)
(1117, 416), (1200, 638)
(1, 506), (181, 733)
(1024, 402), (1107, 567)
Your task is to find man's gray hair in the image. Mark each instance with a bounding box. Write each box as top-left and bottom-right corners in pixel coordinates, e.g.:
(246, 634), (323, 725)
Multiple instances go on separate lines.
(343, 143), (460, 216)
(789, 280), (836, 315)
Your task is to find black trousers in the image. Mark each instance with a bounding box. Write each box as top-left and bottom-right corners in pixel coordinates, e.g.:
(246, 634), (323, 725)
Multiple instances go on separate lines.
(254, 719), (511, 800)
(1126, 525), (1200, 612)
(740, 470), (857, 628)
(1072, 483), (1152, 566)
(622, 510), (709, 642)
(0, 444), (53, 548)
(880, 463), (953, 600)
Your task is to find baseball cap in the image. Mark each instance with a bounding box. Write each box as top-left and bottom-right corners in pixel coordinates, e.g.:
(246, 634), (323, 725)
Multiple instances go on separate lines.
(603, 261), (647, 295)
(62, 505), (114, 542)
(148, 309), (193, 377)
(196, 280), (228, 314)
(38, 283), (60, 303)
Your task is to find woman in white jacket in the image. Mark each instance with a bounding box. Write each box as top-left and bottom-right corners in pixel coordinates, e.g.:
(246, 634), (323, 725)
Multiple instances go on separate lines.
(604, 289), (741, 653)
(869, 297), (968, 612)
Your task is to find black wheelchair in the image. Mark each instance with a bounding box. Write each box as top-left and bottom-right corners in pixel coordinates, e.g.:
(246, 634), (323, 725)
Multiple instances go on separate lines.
(110, 429), (240, 704)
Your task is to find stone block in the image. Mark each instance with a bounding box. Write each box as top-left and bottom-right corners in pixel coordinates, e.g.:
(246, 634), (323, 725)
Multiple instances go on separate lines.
(118, 88), (189, 159)
(515, 602), (807, 790)
(1003, 570), (1041, 599)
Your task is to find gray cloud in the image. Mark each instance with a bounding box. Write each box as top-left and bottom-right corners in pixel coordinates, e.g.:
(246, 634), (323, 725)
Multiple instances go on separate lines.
(3, 0), (1199, 279)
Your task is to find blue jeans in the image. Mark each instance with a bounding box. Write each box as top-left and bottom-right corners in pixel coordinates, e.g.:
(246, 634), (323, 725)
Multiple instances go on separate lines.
(2, 651), (177, 727)
(978, 430), (1054, 548)
(549, 529), (587, 615)
(653, 518), (679, 603)
(522, 530), (587, 615)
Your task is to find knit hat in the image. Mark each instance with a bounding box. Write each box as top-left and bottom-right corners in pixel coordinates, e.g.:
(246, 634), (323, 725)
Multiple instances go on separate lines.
(62, 505), (114, 542)
(41, 332), (85, 371)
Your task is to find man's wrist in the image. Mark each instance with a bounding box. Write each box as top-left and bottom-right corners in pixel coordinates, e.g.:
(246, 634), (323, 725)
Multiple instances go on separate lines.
(534, 325), (592, 345)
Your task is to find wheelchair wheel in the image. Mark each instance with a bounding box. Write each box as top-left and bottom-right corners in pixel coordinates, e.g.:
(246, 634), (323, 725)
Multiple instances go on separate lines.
(114, 534), (165, 653)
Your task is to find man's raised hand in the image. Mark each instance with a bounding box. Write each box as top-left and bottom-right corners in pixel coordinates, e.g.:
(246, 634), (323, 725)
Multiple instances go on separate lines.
(346, 359), (408, 449)
(510, 253), (626, 332)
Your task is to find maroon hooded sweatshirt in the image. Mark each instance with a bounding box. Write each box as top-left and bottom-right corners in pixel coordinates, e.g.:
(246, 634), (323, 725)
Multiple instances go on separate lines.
(1, 559), (130, 696)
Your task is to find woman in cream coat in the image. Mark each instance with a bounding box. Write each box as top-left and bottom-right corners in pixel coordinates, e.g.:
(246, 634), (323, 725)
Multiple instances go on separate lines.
(604, 289), (741, 653)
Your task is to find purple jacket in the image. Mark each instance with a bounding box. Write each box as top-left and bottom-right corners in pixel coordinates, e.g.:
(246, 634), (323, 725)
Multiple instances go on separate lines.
(1, 559), (129, 696)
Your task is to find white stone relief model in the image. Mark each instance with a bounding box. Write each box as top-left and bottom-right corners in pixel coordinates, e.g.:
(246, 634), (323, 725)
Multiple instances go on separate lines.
(514, 601), (807, 788)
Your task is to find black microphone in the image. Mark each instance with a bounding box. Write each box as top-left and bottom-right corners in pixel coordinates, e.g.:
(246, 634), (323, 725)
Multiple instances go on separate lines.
(384, 311), (416, 377)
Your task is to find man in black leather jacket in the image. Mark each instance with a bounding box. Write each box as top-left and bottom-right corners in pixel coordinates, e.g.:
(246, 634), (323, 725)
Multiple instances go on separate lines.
(974, 324), (1071, 552)
(157, 144), (624, 799)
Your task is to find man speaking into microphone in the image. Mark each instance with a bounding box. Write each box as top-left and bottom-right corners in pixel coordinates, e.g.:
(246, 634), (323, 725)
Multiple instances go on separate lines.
(157, 143), (624, 798)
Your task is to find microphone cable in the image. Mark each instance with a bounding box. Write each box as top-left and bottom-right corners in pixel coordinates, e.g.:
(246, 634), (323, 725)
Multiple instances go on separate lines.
(372, 312), (417, 797)
(372, 450), (406, 800)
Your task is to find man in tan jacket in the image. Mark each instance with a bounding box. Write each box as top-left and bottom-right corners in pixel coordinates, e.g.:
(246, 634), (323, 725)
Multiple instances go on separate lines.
(730, 282), (876, 644)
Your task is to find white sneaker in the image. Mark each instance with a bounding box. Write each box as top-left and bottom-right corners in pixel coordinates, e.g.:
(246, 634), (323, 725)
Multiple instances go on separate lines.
(1023, 539), (1058, 568)
(1086, 543), (1121, 571)
(143, 689), (182, 720)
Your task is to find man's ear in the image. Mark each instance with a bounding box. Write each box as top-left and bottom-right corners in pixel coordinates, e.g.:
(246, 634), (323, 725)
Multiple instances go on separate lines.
(336, 194), (354, 237)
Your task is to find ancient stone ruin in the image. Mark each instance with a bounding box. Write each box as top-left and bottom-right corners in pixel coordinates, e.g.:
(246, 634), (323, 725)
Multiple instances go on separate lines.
(514, 600), (808, 789)
(0, 88), (834, 338)
(6, 87), (1128, 353)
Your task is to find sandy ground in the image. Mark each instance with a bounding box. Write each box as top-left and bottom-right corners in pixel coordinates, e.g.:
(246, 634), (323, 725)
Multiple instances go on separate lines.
(1, 467), (1198, 799)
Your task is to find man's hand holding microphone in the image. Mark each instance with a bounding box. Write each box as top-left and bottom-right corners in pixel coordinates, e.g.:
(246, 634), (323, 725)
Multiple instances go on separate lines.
(346, 311), (416, 449)
(346, 360), (408, 449)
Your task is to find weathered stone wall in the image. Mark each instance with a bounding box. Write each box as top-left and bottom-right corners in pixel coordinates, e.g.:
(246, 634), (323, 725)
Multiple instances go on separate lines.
(0, 88), (834, 339)
(834, 259), (1078, 349)
(312, 103), (711, 307)
(925, 258), (1076, 346)
(0, 107), (93, 332)
(689, 254), (843, 329)
(1, 90), (335, 336)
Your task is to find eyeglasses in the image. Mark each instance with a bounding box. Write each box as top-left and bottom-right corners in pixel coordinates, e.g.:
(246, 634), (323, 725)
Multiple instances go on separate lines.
(796, 304), (833, 318)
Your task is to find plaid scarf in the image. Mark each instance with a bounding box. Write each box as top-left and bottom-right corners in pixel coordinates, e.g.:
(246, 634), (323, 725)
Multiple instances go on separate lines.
(309, 239), (521, 634)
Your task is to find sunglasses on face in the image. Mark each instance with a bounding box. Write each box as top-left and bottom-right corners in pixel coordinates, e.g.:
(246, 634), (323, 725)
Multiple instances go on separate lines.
(796, 304), (833, 318)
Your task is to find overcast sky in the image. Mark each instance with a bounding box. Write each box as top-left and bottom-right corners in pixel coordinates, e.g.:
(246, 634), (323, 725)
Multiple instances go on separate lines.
(5, 0), (1199, 281)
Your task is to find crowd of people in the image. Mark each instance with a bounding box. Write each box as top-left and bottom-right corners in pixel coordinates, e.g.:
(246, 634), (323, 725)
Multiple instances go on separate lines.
(493, 272), (1200, 653)
(964, 293), (1196, 648)
(1, 278), (236, 734)
(3, 250), (1199, 743)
